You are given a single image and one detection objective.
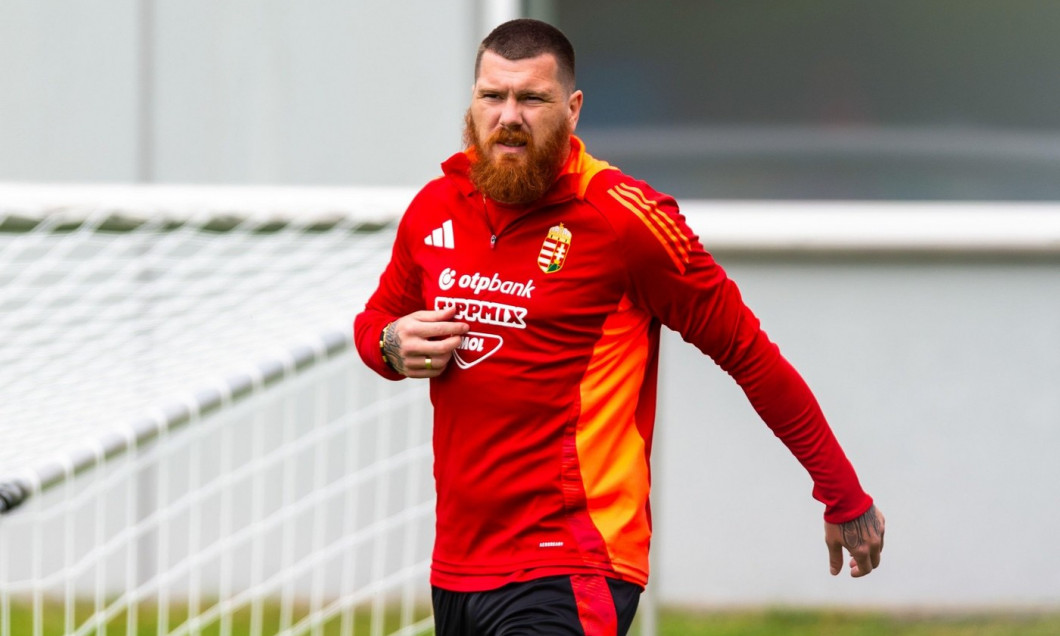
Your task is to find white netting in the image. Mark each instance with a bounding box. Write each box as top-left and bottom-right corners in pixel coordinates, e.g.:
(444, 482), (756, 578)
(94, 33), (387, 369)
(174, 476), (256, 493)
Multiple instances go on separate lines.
(0, 184), (436, 636)
(0, 184), (405, 480)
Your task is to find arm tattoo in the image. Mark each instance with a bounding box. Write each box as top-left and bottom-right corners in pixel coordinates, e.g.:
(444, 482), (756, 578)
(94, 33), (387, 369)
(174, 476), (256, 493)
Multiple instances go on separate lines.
(382, 322), (406, 375)
(840, 505), (882, 549)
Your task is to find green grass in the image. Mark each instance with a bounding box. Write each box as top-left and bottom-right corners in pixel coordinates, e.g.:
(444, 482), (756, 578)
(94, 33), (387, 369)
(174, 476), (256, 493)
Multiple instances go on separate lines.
(650, 608), (1060, 636)
(4, 601), (1060, 635)
(1, 598), (432, 636)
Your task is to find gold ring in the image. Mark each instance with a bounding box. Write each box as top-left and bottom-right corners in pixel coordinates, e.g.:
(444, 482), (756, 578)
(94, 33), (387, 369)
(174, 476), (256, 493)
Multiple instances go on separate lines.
(424, 356), (432, 370)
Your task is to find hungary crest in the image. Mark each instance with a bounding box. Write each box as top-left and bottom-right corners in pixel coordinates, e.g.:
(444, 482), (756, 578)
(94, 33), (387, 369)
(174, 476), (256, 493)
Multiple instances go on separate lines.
(537, 223), (572, 274)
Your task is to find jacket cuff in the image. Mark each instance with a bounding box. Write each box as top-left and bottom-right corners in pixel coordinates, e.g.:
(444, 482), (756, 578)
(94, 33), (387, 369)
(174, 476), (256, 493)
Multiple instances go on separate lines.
(824, 493), (874, 525)
(354, 313), (405, 381)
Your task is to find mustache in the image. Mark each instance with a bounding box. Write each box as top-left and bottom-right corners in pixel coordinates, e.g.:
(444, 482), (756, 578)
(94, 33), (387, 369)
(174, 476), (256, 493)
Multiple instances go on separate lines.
(488, 126), (532, 147)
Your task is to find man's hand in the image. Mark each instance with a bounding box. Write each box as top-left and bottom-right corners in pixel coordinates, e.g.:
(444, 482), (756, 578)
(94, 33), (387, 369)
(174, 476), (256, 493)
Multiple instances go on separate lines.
(825, 504), (885, 577)
(382, 306), (469, 378)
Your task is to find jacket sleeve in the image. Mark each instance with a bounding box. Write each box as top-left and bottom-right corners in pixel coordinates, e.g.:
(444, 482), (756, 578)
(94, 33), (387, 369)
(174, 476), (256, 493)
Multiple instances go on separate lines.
(604, 178), (873, 523)
(353, 205), (425, 381)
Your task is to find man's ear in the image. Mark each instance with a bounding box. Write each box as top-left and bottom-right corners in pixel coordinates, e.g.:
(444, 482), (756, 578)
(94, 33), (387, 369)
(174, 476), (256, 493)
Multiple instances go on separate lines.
(568, 89), (584, 132)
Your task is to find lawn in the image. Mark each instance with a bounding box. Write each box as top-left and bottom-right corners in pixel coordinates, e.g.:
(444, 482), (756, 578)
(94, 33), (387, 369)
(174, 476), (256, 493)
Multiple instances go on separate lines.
(5, 601), (1059, 635)
(649, 608), (1060, 636)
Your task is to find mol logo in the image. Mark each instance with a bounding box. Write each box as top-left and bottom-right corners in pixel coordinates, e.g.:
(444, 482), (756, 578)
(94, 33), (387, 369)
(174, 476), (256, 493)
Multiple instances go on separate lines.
(452, 332), (503, 369)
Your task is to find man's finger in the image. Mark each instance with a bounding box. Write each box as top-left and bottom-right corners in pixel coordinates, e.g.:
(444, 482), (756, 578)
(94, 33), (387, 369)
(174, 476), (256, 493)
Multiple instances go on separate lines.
(827, 540), (844, 576)
(414, 333), (467, 356)
(406, 351), (456, 378)
(404, 354), (443, 378)
(850, 549), (873, 578)
(409, 306), (460, 323)
(406, 318), (469, 340)
(870, 543), (882, 569)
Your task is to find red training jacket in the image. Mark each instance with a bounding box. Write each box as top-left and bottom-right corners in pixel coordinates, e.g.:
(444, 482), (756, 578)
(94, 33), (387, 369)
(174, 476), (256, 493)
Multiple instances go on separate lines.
(354, 136), (872, 592)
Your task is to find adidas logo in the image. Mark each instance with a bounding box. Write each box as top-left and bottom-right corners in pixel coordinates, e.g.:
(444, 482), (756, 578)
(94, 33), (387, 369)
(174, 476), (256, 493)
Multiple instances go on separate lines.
(425, 220), (455, 249)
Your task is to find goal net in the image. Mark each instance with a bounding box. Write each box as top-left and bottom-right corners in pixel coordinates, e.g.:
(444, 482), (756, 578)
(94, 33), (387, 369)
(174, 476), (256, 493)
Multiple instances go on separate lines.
(0, 183), (435, 636)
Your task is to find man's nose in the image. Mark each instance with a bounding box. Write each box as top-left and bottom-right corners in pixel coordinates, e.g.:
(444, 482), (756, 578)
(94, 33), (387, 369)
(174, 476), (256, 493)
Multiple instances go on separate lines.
(498, 96), (521, 128)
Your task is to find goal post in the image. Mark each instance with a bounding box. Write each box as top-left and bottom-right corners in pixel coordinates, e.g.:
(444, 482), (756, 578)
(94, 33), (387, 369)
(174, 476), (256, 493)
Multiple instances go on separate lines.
(0, 183), (436, 636)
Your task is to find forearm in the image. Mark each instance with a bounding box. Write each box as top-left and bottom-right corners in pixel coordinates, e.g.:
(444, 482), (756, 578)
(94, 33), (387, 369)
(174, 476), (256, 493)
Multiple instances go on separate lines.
(737, 347), (873, 523)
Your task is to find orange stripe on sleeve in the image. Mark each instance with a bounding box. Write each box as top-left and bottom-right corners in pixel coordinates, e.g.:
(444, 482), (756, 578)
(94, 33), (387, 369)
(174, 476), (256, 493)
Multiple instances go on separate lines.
(607, 187), (688, 274)
(613, 183), (693, 260)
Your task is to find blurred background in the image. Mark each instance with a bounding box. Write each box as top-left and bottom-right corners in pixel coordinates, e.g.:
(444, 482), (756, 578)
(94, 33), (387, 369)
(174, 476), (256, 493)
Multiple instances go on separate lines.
(2, 0), (1059, 622)
(6, 0), (1060, 199)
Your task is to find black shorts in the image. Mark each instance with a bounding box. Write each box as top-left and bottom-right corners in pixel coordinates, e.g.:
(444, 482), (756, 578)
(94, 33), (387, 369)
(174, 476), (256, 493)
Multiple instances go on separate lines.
(432, 574), (641, 636)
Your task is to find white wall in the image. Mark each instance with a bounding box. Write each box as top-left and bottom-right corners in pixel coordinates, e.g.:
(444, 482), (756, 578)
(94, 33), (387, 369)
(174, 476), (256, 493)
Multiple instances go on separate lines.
(0, 0), (494, 187)
(654, 207), (1060, 608)
(0, 0), (141, 181)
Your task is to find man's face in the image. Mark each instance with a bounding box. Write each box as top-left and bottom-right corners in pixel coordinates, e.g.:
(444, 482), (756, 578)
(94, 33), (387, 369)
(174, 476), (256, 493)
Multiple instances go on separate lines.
(464, 50), (583, 205)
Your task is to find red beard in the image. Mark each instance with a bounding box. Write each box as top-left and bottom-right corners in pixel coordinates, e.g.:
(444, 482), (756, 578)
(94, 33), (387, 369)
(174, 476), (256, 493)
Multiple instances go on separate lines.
(463, 110), (570, 206)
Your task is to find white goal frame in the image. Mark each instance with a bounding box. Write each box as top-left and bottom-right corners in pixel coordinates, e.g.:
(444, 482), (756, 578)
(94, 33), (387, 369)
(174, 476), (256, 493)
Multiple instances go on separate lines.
(0, 183), (437, 636)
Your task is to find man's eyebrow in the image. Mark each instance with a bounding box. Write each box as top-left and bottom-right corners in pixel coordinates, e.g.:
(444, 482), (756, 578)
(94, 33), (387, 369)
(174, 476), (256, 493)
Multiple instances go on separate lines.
(517, 89), (553, 99)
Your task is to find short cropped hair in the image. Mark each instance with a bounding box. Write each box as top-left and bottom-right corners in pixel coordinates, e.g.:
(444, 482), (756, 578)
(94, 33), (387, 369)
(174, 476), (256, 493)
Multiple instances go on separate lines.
(475, 19), (576, 92)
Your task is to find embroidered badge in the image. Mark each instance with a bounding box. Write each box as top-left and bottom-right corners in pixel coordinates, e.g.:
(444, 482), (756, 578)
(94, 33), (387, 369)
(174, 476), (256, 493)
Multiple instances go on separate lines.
(537, 223), (572, 274)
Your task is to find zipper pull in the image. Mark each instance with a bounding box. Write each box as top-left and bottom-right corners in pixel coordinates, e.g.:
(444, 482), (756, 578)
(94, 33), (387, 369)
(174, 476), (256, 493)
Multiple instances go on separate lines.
(490, 234), (497, 249)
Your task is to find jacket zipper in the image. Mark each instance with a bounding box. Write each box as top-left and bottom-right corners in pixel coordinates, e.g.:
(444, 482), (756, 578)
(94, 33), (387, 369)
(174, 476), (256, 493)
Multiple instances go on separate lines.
(482, 194), (554, 250)
(481, 195), (498, 249)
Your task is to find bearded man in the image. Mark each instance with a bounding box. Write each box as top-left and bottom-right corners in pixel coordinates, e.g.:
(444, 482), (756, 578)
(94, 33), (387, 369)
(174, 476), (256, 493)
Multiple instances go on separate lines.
(354, 18), (884, 636)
